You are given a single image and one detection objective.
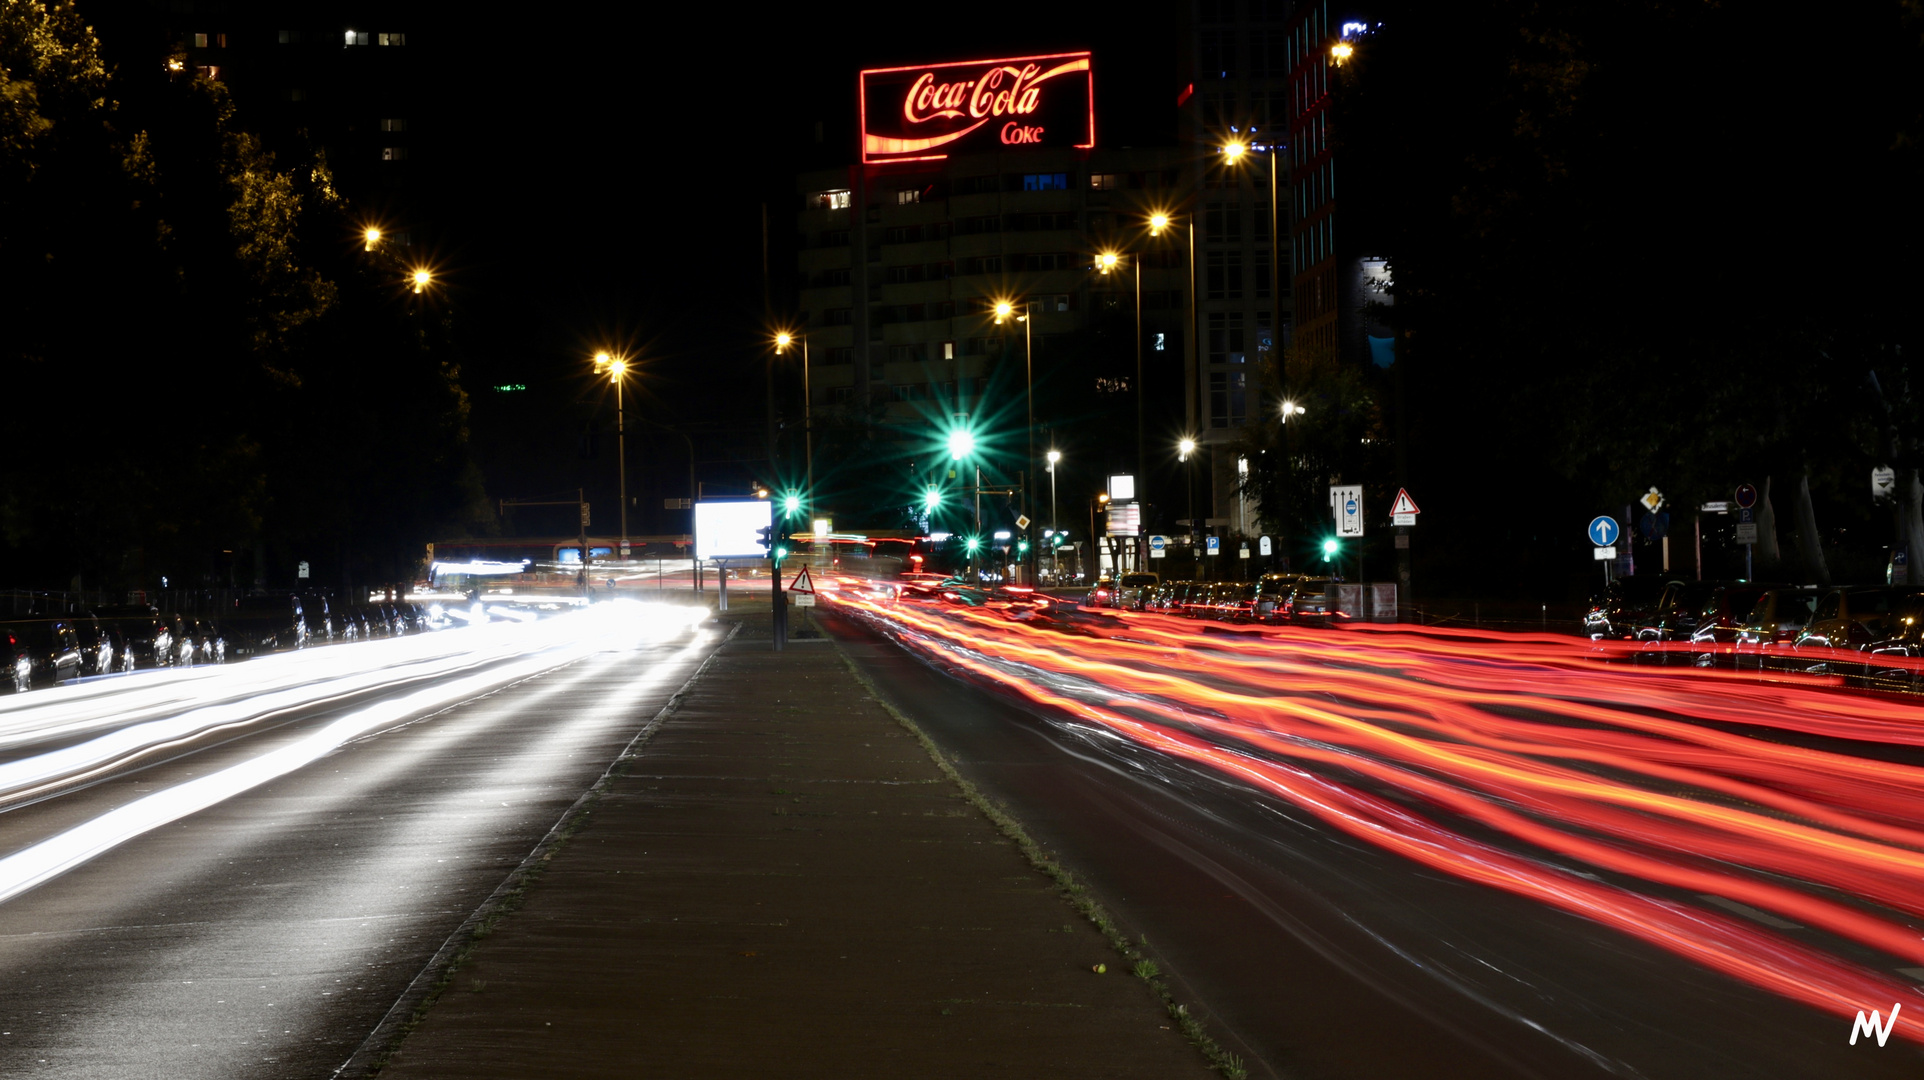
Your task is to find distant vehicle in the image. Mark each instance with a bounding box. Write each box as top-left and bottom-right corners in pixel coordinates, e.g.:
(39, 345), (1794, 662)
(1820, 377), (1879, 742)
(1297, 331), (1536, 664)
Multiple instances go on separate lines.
(1204, 581), (1257, 622)
(1584, 576), (1683, 640)
(226, 595), (308, 657)
(91, 604), (175, 668)
(0, 619), (82, 687)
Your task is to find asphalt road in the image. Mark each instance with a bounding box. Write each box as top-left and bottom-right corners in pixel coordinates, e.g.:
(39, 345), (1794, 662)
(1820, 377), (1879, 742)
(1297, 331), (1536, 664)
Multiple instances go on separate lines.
(0, 614), (717, 1079)
(820, 605), (1924, 1080)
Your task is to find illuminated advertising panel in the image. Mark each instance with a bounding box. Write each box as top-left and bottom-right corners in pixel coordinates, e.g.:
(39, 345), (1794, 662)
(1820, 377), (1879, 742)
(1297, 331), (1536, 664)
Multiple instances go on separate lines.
(860, 52), (1094, 165)
(695, 500), (773, 561)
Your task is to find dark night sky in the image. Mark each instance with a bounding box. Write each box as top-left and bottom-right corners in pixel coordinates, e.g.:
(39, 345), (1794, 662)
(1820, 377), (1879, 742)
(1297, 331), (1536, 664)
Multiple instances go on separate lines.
(420, 6), (1181, 427)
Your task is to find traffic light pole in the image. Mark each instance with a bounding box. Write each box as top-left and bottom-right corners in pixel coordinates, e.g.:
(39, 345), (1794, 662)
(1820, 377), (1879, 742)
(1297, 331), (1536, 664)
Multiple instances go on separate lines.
(772, 549), (787, 651)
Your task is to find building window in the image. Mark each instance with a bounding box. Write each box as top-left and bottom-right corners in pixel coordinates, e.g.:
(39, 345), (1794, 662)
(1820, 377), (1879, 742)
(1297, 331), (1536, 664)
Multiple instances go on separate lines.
(815, 268), (850, 287)
(886, 265), (924, 285)
(1034, 293), (1072, 313)
(962, 256), (1001, 275)
(1022, 173), (1069, 191)
(1254, 250), (1271, 299)
(833, 387), (853, 404)
(1200, 29), (1235, 78)
(1204, 202), (1241, 243)
(825, 308), (852, 326)
(289, 88), (307, 101)
(195, 65), (222, 80)
(1018, 252), (1076, 272)
(1208, 311), (1246, 364)
(820, 229), (849, 247)
(941, 341), (955, 360)
(812, 189), (851, 210)
(888, 344), (926, 365)
(954, 174), (999, 195)
(380, 118), (407, 132)
(344, 29), (370, 45)
(1089, 173), (1123, 191)
(1209, 371), (1248, 428)
(961, 216), (999, 235)
(1206, 250), (1244, 300)
(965, 336), (1005, 355)
(381, 147), (408, 161)
(377, 32), (405, 45)
(896, 189), (920, 205)
(277, 30), (302, 43)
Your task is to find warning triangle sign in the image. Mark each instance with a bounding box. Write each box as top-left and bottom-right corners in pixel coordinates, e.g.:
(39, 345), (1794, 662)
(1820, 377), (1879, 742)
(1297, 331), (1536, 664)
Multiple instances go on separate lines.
(1390, 489), (1421, 515)
(787, 566), (815, 594)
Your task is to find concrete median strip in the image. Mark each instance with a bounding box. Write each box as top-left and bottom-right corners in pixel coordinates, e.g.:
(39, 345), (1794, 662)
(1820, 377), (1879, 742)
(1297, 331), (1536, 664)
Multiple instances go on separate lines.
(348, 617), (1227, 1079)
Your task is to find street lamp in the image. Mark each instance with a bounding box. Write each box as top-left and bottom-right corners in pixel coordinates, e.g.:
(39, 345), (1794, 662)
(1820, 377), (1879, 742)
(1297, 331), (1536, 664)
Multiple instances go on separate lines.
(994, 296), (1037, 586)
(775, 331), (812, 506)
(1097, 248), (1146, 567)
(949, 424), (980, 581)
(1179, 437), (1198, 580)
(410, 267), (431, 294)
(1146, 208), (1200, 458)
(1046, 449), (1061, 583)
(593, 350), (632, 560)
(363, 226), (381, 252)
(1221, 139), (1282, 366)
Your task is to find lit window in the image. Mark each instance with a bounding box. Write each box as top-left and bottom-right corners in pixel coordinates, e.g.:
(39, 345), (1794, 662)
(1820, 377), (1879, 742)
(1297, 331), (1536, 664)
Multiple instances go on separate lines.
(1022, 173), (1069, 192)
(381, 147), (408, 161)
(192, 32), (207, 47)
(377, 32), (406, 45)
(941, 342), (955, 360)
(380, 118), (407, 132)
(1089, 174), (1121, 191)
(344, 29), (369, 45)
(815, 189), (851, 210)
(896, 189), (920, 205)
(195, 65), (221, 80)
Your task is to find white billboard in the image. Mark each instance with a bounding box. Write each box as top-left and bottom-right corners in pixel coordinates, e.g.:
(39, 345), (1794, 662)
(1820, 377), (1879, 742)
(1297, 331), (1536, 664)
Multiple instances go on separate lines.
(695, 500), (773, 561)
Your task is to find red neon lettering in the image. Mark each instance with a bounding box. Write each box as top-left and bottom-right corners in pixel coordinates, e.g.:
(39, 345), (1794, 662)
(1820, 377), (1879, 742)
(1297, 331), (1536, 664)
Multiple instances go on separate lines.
(904, 72), (968, 123)
(1000, 122), (1045, 144)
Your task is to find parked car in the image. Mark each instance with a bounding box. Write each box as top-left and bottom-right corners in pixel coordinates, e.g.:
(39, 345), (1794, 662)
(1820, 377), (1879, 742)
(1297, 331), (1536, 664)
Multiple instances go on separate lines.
(1732, 587), (1824, 652)
(226, 595), (308, 657)
(0, 625), (33, 691)
(91, 604), (175, 668)
(1113, 572), (1160, 611)
(1794, 586), (1924, 659)
(1282, 577), (1336, 625)
(67, 614), (119, 676)
(1584, 576), (1684, 640)
(302, 594), (336, 643)
(333, 606), (369, 641)
(0, 619), (82, 687)
(1253, 574), (1303, 623)
(1204, 582), (1257, 622)
(177, 616), (227, 664)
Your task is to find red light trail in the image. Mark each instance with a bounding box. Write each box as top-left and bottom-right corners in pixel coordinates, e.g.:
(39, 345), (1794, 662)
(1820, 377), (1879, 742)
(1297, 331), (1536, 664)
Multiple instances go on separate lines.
(829, 590), (1924, 1043)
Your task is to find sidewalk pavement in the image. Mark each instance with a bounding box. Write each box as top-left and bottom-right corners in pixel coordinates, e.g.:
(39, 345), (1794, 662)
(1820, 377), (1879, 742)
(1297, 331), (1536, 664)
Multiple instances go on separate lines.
(367, 610), (1213, 1078)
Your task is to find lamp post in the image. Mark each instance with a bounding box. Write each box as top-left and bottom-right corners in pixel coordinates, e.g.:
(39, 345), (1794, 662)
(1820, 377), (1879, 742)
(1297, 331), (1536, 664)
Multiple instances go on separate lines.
(593, 351), (631, 560)
(1179, 437), (1198, 581)
(1046, 449), (1061, 584)
(775, 332), (812, 508)
(1279, 398), (1305, 564)
(1222, 139), (1281, 331)
(1097, 250), (1146, 572)
(995, 298), (1037, 585)
(948, 426), (977, 581)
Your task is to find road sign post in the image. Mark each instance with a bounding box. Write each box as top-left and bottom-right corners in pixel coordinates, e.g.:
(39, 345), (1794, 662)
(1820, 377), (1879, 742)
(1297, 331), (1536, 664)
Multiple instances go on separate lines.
(1588, 516), (1621, 585)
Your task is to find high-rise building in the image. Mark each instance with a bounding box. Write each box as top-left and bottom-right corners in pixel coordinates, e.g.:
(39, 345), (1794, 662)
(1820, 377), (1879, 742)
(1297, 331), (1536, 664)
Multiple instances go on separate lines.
(1179, 0), (1298, 528)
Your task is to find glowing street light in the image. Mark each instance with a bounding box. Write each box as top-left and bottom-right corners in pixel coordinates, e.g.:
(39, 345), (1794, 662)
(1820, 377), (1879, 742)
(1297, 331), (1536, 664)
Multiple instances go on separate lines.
(1046, 449), (1061, 583)
(593, 349), (634, 560)
(1223, 139), (1248, 162)
(1149, 212), (1170, 236)
(993, 300), (1015, 324)
(1178, 437), (1197, 461)
(363, 226), (382, 252)
(772, 329), (813, 510)
(1096, 251), (1120, 275)
(1281, 399), (1306, 421)
(1331, 41), (1355, 65)
(410, 267), (431, 293)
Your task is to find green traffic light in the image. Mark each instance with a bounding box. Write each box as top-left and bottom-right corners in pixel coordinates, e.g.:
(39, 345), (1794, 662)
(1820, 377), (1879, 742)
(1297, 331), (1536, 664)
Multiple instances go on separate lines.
(1322, 538), (1339, 560)
(947, 426), (975, 460)
(966, 536), (981, 552)
(782, 493), (801, 515)
(923, 487), (941, 512)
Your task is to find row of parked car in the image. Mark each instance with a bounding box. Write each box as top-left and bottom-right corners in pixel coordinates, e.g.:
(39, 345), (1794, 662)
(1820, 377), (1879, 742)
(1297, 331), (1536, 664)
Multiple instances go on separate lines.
(0, 595), (447, 693)
(1584, 577), (1924, 669)
(1086, 573), (1342, 625)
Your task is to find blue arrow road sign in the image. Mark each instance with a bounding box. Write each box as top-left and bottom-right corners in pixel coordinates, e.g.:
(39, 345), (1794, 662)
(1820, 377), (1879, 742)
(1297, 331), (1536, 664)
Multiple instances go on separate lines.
(1588, 516), (1620, 546)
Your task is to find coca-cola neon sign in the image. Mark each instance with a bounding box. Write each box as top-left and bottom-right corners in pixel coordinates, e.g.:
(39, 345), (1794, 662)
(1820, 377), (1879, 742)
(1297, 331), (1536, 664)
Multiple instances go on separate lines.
(860, 52), (1094, 164)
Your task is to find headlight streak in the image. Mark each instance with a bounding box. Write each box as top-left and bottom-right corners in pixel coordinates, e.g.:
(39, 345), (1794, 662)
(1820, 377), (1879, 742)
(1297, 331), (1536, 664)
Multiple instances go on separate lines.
(0, 602), (705, 907)
(829, 590), (1924, 1043)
